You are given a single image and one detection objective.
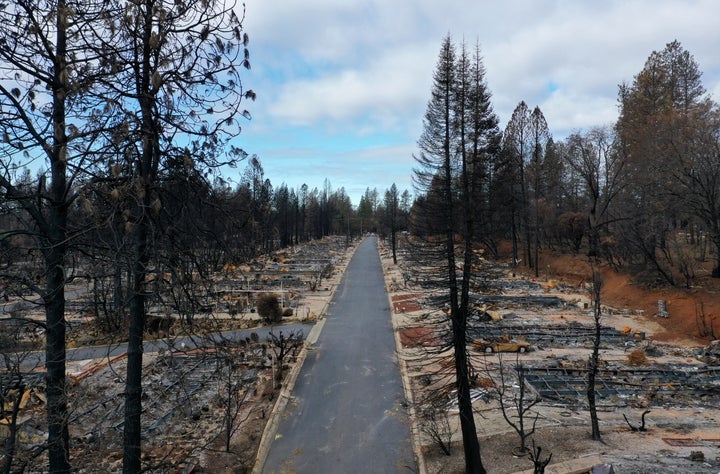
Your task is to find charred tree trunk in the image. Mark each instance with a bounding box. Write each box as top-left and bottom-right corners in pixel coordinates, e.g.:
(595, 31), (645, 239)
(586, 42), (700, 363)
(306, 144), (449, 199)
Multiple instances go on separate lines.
(511, 204), (519, 267)
(529, 442), (552, 474)
(114, 263), (125, 329)
(2, 381), (24, 474)
(588, 268), (602, 442)
(713, 234), (720, 278)
(391, 226), (397, 264)
(45, 3), (71, 470)
(414, 36), (495, 473)
(520, 168), (533, 270)
(451, 310), (484, 473)
(123, 6), (156, 467)
(452, 74), (485, 474)
(45, 245), (70, 473)
(447, 226), (483, 472)
(122, 218), (149, 473)
(534, 208), (540, 279)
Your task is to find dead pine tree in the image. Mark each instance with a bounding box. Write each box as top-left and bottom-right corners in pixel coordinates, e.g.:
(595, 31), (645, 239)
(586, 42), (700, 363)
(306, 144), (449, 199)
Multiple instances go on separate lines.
(587, 266), (603, 442)
(412, 34), (501, 474)
(78, 2), (255, 471)
(0, 2), (95, 469)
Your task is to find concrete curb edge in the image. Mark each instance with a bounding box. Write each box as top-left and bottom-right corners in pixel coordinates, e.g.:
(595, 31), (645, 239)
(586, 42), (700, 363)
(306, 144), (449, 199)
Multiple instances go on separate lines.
(379, 239), (426, 474)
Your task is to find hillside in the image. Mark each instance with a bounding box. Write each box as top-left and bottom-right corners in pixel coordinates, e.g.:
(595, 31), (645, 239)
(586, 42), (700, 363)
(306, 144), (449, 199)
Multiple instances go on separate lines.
(541, 250), (719, 346)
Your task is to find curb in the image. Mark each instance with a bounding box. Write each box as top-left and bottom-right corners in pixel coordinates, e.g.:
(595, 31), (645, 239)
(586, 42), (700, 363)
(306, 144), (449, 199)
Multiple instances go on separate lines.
(251, 338), (311, 474)
(379, 240), (426, 474)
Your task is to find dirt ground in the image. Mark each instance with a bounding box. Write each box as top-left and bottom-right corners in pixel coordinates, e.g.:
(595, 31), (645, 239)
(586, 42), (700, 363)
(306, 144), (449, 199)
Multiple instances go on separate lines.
(381, 243), (720, 474)
(543, 251), (719, 346)
(5, 243), (720, 474)
(1, 237), (355, 473)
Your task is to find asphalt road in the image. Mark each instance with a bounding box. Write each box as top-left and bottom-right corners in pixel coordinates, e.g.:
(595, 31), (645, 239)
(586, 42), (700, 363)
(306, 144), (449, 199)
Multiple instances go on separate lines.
(262, 236), (415, 473)
(16, 323), (313, 370)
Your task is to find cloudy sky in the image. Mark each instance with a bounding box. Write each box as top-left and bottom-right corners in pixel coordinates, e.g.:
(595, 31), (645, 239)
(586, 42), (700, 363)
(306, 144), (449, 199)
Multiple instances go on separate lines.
(230, 0), (720, 206)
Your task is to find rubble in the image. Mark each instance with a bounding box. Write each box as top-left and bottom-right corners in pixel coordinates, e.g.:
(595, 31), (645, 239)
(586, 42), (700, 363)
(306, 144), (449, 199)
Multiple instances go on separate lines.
(698, 340), (720, 364)
(519, 365), (720, 406)
(380, 238), (720, 474)
(1, 236), (354, 472)
(468, 320), (638, 348)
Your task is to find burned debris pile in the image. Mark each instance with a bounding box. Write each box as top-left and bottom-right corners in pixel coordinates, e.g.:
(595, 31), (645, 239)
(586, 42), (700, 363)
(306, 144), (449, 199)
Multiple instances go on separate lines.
(1, 236), (352, 472)
(383, 239), (720, 473)
(519, 365), (720, 407)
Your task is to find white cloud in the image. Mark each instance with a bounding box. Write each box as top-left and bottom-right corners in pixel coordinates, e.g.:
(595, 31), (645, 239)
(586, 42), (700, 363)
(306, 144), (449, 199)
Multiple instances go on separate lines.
(266, 43), (433, 133)
(246, 0), (720, 132)
(238, 0), (720, 193)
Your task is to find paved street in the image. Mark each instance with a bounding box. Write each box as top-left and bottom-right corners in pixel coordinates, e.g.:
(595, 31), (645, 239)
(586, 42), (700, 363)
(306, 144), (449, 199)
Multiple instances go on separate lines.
(17, 323), (314, 370)
(262, 236), (415, 473)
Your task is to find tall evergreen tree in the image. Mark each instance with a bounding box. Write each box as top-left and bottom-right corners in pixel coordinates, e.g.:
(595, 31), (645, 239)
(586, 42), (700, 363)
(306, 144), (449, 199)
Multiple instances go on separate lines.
(465, 42), (502, 248)
(413, 34), (498, 474)
(501, 101), (533, 267)
(0, 2), (104, 470)
(529, 106), (550, 277)
(616, 40), (715, 278)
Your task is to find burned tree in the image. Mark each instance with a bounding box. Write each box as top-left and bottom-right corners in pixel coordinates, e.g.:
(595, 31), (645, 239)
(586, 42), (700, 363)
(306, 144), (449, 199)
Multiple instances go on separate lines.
(0, 2), (109, 470)
(412, 36), (500, 474)
(527, 441), (552, 474)
(1, 322), (43, 474)
(616, 41), (720, 278)
(695, 302), (717, 339)
(1, 361), (26, 474)
(80, 1), (254, 470)
(418, 396), (455, 456)
(623, 409), (651, 432)
(267, 329), (303, 388)
(384, 183), (400, 264)
(564, 127), (626, 260)
(501, 101), (533, 269)
(494, 356), (540, 455)
(587, 267), (603, 441)
(214, 348), (254, 454)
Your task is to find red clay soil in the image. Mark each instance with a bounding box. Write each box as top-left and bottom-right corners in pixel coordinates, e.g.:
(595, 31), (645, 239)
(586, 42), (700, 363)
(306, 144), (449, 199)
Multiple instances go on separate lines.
(540, 251), (719, 346)
(392, 293), (424, 313)
(391, 294), (424, 302)
(394, 301), (423, 313)
(399, 326), (438, 348)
